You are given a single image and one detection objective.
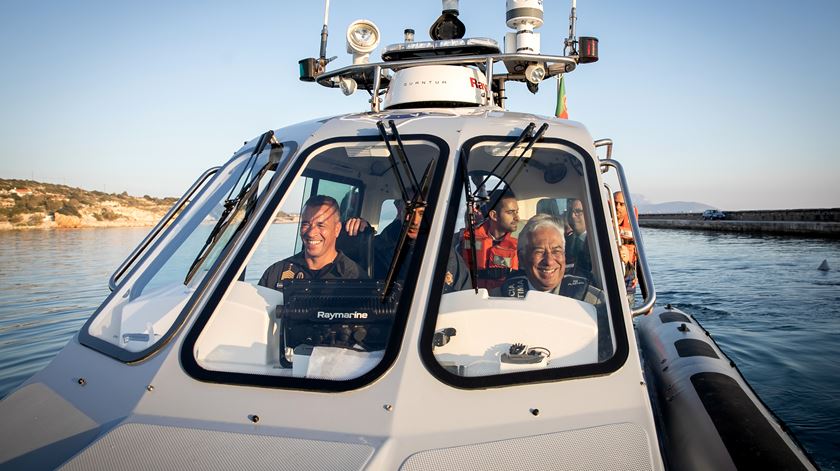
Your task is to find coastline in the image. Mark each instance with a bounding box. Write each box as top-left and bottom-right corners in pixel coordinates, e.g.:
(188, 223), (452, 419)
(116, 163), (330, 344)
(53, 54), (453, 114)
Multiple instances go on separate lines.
(0, 178), (291, 232)
(639, 208), (840, 238)
(0, 216), (300, 231)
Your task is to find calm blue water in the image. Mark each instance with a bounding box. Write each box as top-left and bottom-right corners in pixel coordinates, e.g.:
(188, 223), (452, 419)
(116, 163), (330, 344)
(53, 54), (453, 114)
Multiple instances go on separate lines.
(0, 227), (838, 469)
(641, 229), (840, 470)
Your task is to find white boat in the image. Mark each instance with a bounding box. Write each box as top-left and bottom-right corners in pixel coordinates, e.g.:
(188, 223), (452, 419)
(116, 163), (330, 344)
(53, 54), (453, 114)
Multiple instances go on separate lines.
(0, 1), (818, 469)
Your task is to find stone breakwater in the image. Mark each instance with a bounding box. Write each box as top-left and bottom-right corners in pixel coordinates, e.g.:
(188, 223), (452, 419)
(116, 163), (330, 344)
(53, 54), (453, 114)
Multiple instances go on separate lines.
(639, 208), (840, 238)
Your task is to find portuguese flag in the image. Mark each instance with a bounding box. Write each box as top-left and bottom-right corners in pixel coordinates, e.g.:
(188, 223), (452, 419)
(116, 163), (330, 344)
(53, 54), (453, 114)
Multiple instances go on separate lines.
(555, 75), (568, 119)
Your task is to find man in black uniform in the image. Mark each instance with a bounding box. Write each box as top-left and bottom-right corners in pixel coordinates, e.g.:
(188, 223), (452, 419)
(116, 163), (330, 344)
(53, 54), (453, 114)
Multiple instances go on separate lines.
(345, 200), (469, 293)
(565, 198), (592, 279)
(259, 195), (366, 289)
(496, 213), (598, 301)
(496, 213), (612, 361)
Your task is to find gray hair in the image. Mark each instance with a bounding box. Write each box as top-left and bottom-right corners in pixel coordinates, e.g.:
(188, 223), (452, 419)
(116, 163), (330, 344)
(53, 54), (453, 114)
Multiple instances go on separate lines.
(517, 213), (566, 260)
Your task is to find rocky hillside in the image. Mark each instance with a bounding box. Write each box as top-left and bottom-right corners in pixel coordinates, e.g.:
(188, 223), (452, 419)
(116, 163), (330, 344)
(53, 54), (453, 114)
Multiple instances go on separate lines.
(0, 179), (177, 230)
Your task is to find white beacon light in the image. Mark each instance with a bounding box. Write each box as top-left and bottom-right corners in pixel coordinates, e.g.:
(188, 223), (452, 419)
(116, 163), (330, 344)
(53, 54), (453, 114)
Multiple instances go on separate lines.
(346, 19), (380, 64)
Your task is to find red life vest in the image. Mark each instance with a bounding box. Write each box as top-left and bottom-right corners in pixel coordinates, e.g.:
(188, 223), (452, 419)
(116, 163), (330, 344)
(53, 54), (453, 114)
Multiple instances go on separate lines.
(617, 216), (638, 292)
(461, 222), (518, 289)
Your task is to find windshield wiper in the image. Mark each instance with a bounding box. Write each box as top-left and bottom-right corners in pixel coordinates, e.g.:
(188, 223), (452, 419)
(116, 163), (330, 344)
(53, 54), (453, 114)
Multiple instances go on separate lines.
(376, 120), (429, 301)
(381, 162), (433, 301)
(462, 123), (548, 292)
(376, 120), (421, 203)
(483, 122), (548, 214)
(477, 122), (535, 191)
(184, 130), (281, 284)
(461, 156), (481, 293)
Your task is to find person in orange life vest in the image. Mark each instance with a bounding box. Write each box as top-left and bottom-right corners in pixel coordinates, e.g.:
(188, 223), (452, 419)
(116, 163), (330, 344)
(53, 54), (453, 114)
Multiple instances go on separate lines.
(460, 188), (520, 290)
(614, 191), (638, 299)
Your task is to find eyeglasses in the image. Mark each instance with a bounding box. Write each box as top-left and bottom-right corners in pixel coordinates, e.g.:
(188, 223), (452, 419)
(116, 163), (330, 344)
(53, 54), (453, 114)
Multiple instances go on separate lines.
(571, 209), (584, 215)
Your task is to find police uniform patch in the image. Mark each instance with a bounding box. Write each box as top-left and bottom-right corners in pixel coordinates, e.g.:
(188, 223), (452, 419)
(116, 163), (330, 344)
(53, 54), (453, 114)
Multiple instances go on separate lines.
(295, 271), (305, 279)
(504, 277), (528, 298)
(444, 271), (454, 286)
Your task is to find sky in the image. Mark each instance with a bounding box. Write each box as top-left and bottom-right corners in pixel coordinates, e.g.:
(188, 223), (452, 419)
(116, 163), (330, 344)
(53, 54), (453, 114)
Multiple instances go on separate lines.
(1, 0), (839, 210)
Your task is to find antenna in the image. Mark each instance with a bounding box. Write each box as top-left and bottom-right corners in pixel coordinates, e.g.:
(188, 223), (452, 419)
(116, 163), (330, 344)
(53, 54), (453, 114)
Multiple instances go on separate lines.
(563, 1), (599, 64)
(319, 0), (330, 64)
(298, 0), (337, 82)
(565, 0), (578, 56)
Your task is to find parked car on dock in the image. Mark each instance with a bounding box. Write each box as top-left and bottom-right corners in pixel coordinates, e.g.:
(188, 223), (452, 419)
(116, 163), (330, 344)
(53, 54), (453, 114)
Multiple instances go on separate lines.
(703, 209), (726, 220)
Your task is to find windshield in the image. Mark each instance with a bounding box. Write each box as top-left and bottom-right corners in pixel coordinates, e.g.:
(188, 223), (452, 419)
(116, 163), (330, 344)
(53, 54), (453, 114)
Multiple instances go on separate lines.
(422, 137), (624, 387)
(183, 135), (447, 389)
(80, 140), (292, 359)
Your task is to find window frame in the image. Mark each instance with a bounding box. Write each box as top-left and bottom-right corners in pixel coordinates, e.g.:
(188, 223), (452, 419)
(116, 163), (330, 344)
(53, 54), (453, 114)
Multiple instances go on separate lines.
(78, 141), (298, 363)
(180, 134), (450, 392)
(419, 135), (629, 389)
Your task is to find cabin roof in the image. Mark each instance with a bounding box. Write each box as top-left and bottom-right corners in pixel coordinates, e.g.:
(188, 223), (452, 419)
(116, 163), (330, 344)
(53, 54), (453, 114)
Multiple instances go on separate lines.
(254, 107), (596, 163)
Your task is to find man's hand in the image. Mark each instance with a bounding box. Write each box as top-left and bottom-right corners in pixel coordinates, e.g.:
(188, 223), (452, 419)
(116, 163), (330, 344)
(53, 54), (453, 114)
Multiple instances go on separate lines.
(344, 218), (370, 237)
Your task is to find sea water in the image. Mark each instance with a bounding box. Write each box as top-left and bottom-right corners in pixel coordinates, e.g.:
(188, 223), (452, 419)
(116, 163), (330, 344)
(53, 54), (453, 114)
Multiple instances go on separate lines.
(0, 227), (837, 469)
(640, 228), (840, 470)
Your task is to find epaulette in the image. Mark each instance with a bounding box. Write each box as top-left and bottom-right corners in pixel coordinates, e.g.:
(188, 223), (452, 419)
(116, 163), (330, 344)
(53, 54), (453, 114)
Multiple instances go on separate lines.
(559, 275), (590, 301)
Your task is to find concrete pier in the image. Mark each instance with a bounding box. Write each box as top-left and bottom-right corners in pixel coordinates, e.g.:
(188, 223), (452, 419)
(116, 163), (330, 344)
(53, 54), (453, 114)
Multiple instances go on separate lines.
(638, 208), (840, 238)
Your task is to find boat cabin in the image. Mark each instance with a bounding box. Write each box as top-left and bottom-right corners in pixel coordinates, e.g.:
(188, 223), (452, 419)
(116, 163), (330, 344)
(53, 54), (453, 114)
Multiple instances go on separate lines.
(80, 110), (632, 390)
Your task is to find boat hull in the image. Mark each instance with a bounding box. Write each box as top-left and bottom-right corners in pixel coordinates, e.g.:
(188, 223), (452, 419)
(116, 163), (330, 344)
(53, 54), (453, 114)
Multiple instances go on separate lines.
(635, 306), (817, 471)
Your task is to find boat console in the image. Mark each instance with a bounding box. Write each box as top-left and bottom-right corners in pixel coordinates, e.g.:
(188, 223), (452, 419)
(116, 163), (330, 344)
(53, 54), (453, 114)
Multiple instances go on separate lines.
(433, 289), (601, 376)
(193, 280), (399, 380)
(274, 280), (400, 365)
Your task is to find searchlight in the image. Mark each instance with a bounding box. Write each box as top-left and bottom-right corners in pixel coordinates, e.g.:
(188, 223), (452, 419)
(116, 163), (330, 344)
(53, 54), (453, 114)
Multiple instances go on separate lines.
(346, 19), (380, 64)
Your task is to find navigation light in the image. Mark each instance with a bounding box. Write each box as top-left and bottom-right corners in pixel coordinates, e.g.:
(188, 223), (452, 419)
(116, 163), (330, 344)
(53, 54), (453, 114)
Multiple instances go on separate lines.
(578, 37), (599, 63)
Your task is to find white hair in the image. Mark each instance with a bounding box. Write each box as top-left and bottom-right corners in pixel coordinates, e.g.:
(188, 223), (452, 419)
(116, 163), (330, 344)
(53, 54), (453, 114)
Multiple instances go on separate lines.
(517, 213), (566, 260)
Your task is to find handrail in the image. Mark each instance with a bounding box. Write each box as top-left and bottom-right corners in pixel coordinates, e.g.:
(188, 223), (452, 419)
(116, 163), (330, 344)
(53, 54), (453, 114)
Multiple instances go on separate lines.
(371, 65), (383, 112)
(594, 138), (613, 159)
(316, 52), (578, 88)
(603, 182), (621, 247)
(600, 159), (656, 316)
(108, 166), (220, 291)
